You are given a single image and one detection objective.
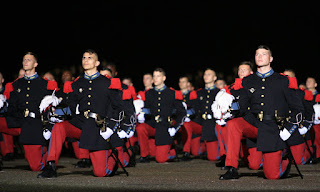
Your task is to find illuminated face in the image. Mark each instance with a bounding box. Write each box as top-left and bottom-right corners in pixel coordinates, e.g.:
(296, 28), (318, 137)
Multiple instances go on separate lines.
(153, 71), (166, 87)
(238, 64), (252, 79)
(179, 77), (189, 90)
(203, 69), (217, 84)
(82, 52), (100, 71)
(255, 48), (273, 68)
(22, 54), (38, 71)
(143, 74), (153, 88)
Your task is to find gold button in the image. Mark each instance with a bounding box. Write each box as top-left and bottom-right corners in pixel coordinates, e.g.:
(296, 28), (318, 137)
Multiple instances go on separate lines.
(26, 102), (28, 104)
(158, 109), (160, 112)
(158, 92), (161, 94)
(208, 90), (210, 93)
(158, 97), (161, 100)
(206, 101), (209, 103)
(262, 78), (266, 82)
(248, 107), (250, 110)
(261, 103), (264, 106)
(183, 99), (186, 102)
(206, 106), (208, 109)
(88, 95), (91, 98)
(261, 94), (264, 98)
(205, 112), (207, 114)
(207, 95), (209, 98)
(88, 102), (91, 105)
(158, 103), (160, 106)
(262, 86), (265, 89)
(89, 87), (92, 90)
(26, 94), (29, 97)
(27, 87), (30, 90)
(88, 110), (91, 112)
(89, 80), (92, 83)
(28, 81), (30, 84)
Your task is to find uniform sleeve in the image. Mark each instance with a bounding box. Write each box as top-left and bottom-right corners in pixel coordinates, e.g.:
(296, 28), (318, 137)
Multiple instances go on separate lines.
(106, 88), (125, 132)
(238, 86), (258, 127)
(173, 95), (187, 130)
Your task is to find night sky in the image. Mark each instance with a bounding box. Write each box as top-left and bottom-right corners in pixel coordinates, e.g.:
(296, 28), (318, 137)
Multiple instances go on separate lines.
(4, 1), (319, 91)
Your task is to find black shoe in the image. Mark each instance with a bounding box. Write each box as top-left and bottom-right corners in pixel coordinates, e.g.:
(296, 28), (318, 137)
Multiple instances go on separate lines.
(219, 167), (239, 180)
(37, 161), (57, 178)
(75, 158), (91, 168)
(216, 155), (226, 167)
(138, 156), (150, 163)
(181, 152), (192, 161)
(0, 159), (3, 171)
(280, 159), (291, 179)
(2, 153), (14, 161)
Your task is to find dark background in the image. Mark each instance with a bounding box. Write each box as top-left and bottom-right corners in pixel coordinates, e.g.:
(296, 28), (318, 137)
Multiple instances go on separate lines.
(3, 1), (319, 91)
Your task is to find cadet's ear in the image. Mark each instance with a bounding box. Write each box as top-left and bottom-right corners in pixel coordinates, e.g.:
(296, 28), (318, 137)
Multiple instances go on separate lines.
(270, 56), (273, 63)
(95, 61), (100, 67)
(163, 75), (166, 82)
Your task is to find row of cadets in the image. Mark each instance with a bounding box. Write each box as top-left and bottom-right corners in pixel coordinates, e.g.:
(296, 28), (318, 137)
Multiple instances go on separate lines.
(37, 49), (132, 178)
(0, 52), (58, 171)
(136, 68), (186, 163)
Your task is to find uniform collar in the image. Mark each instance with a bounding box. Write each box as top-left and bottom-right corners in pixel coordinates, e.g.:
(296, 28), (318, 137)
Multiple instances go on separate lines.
(256, 68), (274, 78)
(24, 72), (39, 80)
(84, 71), (100, 80)
(154, 84), (167, 92)
(181, 90), (190, 95)
(205, 85), (216, 90)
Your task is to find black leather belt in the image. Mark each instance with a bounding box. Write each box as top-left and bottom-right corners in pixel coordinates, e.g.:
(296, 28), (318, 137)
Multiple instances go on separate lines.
(254, 112), (275, 121)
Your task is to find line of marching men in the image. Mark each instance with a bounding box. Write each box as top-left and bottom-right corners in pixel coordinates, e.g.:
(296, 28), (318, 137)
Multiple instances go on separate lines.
(0, 45), (320, 180)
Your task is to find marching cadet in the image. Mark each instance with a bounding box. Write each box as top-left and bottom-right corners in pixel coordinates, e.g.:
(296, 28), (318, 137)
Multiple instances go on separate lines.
(136, 68), (186, 163)
(177, 75), (203, 160)
(219, 45), (304, 180)
(38, 49), (125, 178)
(0, 52), (58, 171)
(196, 68), (221, 161)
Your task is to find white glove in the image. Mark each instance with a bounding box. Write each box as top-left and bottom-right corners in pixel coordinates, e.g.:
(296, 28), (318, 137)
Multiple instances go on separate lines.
(0, 94), (6, 109)
(168, 127), (177, 137)
(50, 116), (63, 123)
(133, 99), (144, 114)
(127, 131), (134, 138)
(298, 127), (308, 135)
(216, 119), (226, 126)
(39, 93), (61, 113)
(214, 89), (235, 114)
(100, 127), (114, 140)
(212, 101), (222, 119)
(43, 129), (52, 140)
(182, 102), (187, 110)
(313, 104), (320, 124)
(137, 113), (145, 123)
(75, 104), (80, 115)
(184, 117), (191, 122)
(279, 129), (291, 141)
(117, 130), (127, 139)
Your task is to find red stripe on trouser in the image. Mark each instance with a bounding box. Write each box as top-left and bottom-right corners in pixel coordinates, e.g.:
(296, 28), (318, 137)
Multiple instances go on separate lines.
(215, 124), (226, 157)
(47, 121), (81, 164)
(247, 147), (263, 170)
(136, 123), (156, 157)
(0, 117), (21, 136)
(182, 121), (202, 153)
(116, 146), (131, 168)
(23, 145), (48, 171)
(72, 141), (89, 160)
(205, 140), (219, 161)
(290, 143), (308, 165)
(190, 136), (206, 156)
(155, 145), (176, 163)
(89, 150), (116, 177)
(225, 117), (258, 168)
(313, 124), (320, 158)
(0, 133), (14, 156)
(263, 150), (289, 180)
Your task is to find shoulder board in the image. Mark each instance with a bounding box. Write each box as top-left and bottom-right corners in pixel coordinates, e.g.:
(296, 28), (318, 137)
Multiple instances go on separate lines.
(109, 78), (122, 90)
(233, 78), (243, 90)
(128, 86), (137, 100)
(3, 82), (14, 99)
(304, 89), (313, 101)
(175, 90), (183, 100)
(189, 90), (197, 100)
(139, 91), (146, 101)
(47, 80), (58, 90)
(122, 88), (132, 100)
(315, 94), (320, 103)
(280, 74), (298, 89)
(224, 85), (232, 94)
(104, 74), (111, 79)
(63, 81), (73, 93)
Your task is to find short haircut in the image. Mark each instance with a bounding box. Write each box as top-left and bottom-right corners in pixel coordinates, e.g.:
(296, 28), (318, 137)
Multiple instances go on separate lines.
(256, 45), (272, 56)
(154, 68), (166, 76)
(284, 68), (296, 76)
(24, 51), (38, 62)
(204, 68), (216, 75)
(84, 49), (99, 60)
(239, 61), (253, 70)
(179, 75), (189, 82)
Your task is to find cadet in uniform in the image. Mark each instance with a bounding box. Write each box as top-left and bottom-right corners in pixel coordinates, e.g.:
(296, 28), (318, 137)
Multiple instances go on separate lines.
(219, 45), (304, 180)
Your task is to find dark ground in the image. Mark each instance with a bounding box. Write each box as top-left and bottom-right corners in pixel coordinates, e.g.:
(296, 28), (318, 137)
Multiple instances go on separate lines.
(0, 154), (320, 192)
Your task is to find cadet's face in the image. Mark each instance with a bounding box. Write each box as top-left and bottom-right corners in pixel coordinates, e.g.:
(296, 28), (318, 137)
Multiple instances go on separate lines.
(215, 80), (225, 89)
(143, 75), (153, 87)
(238, 65), (252, 79)
(203, 70), (216, 84)
(153, 71), (166, 86)
(283, 71), (295, 78)
(179, 77), (189, 90)
(82, 52), (99, 70)
(255, 49), (273, 67)
(22, 55), (38, 71)
(306, 78), (317, 89)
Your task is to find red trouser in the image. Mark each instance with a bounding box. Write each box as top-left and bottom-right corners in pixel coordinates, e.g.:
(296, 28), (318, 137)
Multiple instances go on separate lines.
(205, 140), (219, 161)
(47, 121), (82, 164)
(72, 141), (90, 160)
(291, 141), (312, 165)
(0, 117), (21, 136)
(225, 117), (289, 180)
(182, 121), (202, 153)
(136, 123), (176, 163)
(89, 150), (116, 177)
(190, 136), (206, 156)
(215, 124), (227, 157)
(23, 145), (48, 171)
(0, 133), (14, 156)
(313, 124), (320, 158)
(116, 146), (132, 167)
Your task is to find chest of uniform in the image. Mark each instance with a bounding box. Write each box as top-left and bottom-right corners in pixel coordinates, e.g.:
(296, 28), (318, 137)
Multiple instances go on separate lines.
(148, 90), (175, 111)
(198, 89), (217, 106)
(14, 79), (47, 101)
(75, 79), (108, 100)
(247, 77), (283, 99)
